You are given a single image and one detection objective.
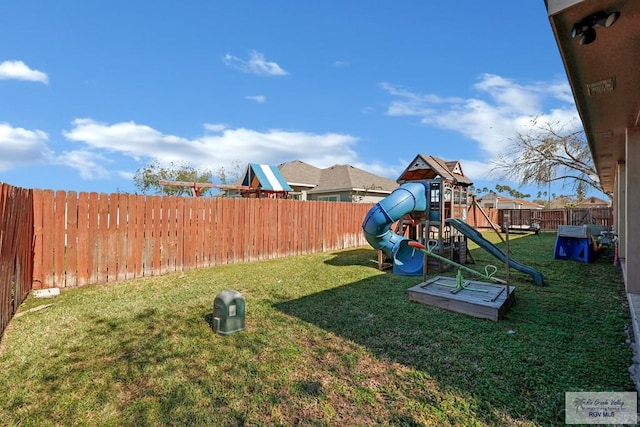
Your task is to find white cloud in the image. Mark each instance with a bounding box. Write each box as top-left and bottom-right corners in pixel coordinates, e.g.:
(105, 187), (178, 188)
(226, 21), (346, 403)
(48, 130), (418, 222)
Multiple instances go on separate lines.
(245, 95), (267, 103)
(0, 123), (53, 170)
(56, 150), (111, 180)
(380, 82), (464, 106)
(117, 170), (135, 180)
(456, 159), (499, 182)
(352, 161), (404, 180)
(381, 74), (579, 157)
(204, 123), (228, 132)
(473, 74), (542, 115)
(223, 51), (288, 76)
(63, 118), (359, 171)
(0, 60), (49, 84)
(380, 82), (463, 118)
(63, 118), (197, 162)
(333, 60), (350, 67)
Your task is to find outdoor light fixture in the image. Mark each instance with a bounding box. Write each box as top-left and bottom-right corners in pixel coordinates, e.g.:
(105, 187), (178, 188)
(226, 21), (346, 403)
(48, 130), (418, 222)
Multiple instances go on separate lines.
(571, 11), (620, 45)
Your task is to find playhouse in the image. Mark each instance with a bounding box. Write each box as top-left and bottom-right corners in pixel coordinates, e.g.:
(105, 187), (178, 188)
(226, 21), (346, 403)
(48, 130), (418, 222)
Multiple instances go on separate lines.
(237, 163), (292, 199)
(361, 154), (544, 320)
(396, 155), (474, 274)
(362, 155), (473, 276)
(160, 163), (292, 199)
(362, 153), (544, 284)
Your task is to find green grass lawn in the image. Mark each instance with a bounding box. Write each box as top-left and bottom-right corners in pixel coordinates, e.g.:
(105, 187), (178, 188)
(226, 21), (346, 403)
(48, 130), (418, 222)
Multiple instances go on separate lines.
(0, 231), (634, 426)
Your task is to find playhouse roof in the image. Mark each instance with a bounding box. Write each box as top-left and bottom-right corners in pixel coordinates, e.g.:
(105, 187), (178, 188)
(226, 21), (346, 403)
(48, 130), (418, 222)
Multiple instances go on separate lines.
(241, 163), (292, 192)
(397, 154), (473, 186)
(575, 196), (611, 208)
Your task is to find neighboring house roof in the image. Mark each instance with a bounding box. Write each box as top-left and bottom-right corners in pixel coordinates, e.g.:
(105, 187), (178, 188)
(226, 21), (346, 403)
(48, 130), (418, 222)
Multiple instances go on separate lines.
(307, 164), (398, 194)
(397, 154), (473, 185)
(576, 196), (611, 207)
(277, 160), (321, 189)
(278, 160), (398, 195)
(241, 163), (292, 192)
(511, 198), (544, 209)
(478, 193), (544, 209)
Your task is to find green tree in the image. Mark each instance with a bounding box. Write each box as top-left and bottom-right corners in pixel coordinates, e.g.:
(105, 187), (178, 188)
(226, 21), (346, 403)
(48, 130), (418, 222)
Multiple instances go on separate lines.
(494, 184), (530, 199)
(133, 161), (213, 196)
(492, 118), (605, 198)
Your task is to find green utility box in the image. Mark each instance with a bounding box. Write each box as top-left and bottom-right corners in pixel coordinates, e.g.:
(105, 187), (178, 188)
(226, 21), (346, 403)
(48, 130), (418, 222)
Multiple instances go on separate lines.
(213, 290), (245, 335)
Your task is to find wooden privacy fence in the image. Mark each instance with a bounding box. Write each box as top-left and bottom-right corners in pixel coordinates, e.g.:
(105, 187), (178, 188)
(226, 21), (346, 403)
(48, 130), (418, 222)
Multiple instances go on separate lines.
(0, 184), (34, 338)
(498, 208), (613, 231)
(468, 206), (613, 231)
(32, 190), (373, 289)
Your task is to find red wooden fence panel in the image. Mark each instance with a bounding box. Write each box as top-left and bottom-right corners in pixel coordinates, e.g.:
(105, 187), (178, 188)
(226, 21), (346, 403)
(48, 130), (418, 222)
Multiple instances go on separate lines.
(468, 205), (612, 232)
(116, 194), (128, 282)
(76, 192), (90, 286)
(53, 190), (66, 287)
(24, 189), (617, 291)
(0, 184), (34, 338)
(26, 192), (373, 289)
(32, 189), (44, 290)
(41, 190), (55, 288)
(66, 192), (78, 288)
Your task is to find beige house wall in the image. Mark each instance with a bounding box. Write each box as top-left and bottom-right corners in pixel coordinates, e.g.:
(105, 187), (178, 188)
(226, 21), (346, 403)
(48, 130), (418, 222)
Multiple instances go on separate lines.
(616, 161), (626, 260)
(626, 128), (640, 293)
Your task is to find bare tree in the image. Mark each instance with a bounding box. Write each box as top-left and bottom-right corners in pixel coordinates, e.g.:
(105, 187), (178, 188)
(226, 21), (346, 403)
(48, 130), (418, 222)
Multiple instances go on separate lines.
(492, 118), (604, 199)
(351, 184), (383, 203)
(215, 160), (244, 185)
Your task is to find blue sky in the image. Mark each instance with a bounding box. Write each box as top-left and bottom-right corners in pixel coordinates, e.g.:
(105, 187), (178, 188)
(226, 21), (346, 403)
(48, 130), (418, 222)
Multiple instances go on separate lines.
(0, 1), (591, 198)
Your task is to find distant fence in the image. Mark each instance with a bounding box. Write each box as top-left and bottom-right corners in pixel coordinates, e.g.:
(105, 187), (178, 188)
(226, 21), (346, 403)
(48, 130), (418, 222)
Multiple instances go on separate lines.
(31, 190), (373, 289)
(0, 184), (34, 338)
(467, 206), (613, 231)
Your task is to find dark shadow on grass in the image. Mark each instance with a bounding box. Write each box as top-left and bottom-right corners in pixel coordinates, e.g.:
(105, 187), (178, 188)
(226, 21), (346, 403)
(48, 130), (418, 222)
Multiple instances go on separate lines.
(273, 274), (562, 424)
(276, 234), (632, 425)
(35, 305), (249, 426)
(203, 312), (215, 331)
(323, 248), (381, 269)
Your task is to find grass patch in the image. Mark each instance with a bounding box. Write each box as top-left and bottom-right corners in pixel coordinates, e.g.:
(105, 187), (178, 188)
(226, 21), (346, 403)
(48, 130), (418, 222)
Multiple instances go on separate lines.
(0, 232), (633, 426)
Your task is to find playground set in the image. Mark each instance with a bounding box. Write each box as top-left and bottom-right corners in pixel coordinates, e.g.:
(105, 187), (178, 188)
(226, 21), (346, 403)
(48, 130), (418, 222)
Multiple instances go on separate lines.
(362, 154), (544, 321)
(159, 163), (292, 198)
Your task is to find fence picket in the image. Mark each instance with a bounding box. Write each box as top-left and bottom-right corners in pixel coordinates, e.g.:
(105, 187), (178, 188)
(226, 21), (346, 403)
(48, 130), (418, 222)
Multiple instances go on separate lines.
(97, 194), (109, 283)
(32, 190), (44, 290)
(54, 190), (66, 288)
(117, 194), (129, 281)
(76, 193), (89, 286)
(88, 192), (99, 283)
(66, 192), (78, 287)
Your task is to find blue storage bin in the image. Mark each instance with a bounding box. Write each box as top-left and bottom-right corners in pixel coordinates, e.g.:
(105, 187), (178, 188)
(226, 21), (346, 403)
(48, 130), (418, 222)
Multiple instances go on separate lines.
(553, 236), (596, 263)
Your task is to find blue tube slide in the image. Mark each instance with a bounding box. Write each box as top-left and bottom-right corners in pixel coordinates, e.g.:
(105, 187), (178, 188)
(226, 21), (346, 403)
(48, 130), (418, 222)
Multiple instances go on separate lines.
(362, 182), (428, 275)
